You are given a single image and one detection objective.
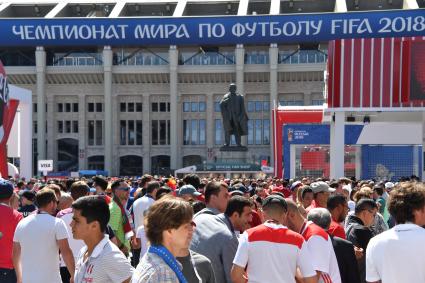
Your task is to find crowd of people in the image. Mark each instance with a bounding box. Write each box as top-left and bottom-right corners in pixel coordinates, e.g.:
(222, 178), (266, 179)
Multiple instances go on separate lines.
(1, 174), (425, 283)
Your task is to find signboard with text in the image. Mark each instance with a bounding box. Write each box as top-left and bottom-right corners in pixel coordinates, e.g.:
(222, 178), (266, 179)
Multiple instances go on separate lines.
(38, 160), (54, 172)
(0, 9), (423, 46)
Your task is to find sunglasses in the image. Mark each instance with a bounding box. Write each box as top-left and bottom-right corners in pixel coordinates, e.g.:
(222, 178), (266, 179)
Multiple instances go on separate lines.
(116, 187), (130, 192)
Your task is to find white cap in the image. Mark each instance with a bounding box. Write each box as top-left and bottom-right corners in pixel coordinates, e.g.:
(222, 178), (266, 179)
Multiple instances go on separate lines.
(385, 182), (395, 189)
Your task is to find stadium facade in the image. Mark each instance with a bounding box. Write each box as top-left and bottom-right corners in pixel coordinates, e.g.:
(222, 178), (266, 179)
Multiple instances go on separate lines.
(1, 0), (424, 177)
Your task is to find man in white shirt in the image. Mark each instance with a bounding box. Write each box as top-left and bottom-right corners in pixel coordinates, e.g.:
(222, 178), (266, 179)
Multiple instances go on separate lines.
(286, 199), (341, 283)
(57, 181), (91, 283)
(366, 182), (425, 283)
(132, 181), (159, 230)
(231, 195), (317, 283)
(71, 195), (134, 283)
(13, 188), (75, 283)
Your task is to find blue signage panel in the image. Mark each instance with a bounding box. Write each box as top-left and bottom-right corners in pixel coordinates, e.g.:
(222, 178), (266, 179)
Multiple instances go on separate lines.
(282, 124), (363, 177)
(0, 9), (423, 46)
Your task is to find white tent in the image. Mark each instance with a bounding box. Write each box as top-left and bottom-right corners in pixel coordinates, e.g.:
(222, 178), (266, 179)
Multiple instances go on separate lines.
(8, 162), (19, 177)
(174, 165), (197, 176)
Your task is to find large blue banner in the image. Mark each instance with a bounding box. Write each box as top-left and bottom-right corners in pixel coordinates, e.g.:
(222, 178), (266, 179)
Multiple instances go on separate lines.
(0, 9), (424, 46)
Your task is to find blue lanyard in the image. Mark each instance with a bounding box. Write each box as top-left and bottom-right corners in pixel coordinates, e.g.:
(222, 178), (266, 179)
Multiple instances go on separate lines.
(148, 245), (188, 283)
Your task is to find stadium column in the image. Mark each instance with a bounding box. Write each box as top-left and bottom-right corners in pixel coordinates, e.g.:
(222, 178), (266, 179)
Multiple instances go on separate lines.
(35, 46), (46, 163)
(206, 93), (214, 161)
(169, 45), (181, 171)
(46, 92), (54, 166)
(103, 46), (113, 175)
(235, 44), (246, 146)
(142, 93), (151, 173)
(330, 111), (345, 179)
(269, 43), (279, 169)
(78, 94), (87, 170)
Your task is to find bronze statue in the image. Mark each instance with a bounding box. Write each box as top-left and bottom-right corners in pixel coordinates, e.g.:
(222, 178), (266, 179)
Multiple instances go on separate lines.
(220, 83), (249, 148)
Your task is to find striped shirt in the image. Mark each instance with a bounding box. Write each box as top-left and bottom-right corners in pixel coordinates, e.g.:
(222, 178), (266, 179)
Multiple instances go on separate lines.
(74, 235), (134, 283)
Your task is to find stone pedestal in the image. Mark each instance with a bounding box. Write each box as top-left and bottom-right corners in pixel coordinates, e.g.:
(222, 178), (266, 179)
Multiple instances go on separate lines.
(215, 150), (249, 164)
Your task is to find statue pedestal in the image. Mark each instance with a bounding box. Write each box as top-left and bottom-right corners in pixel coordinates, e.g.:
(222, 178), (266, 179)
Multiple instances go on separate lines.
(219, 145), (248, 152)
(215, 149), (249, 164)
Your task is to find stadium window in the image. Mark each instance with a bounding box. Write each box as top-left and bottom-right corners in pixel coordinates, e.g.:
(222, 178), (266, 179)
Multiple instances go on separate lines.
(73, 121), (78, 133)
(57, 103), (63, 112)
(191, 102), (198, 112)
(136, 120), (143, 145)
(183, 102), (190, 112)
(95, 121), (103, 145)
(88, 120), (94, 146)
(120, 102), (126, 112)
(247, 101), (255, 112)
(247, 120), (254, 145)
(151, 120), (158, 145)
(159, 102), (167, 112)
(215, 119), (222, 145)
(199, 119), (206, 145)
(73, 103), (79, 112)
(88, 103), (94, 112)
(128, 120), (135, 145)
(183, 120), (190, 145)
(136, 103), (143, 112)
(33, 121), (37, 134)
(57, 121), (63, 134)
(128, 103), (135, 112)
(120, 120), (126, 145)
(65, 121), (71, 133)
(96, 103), (103, 112)
(151, 102), (158, 112)
(255, 101), (262, 112)
(263, 119), (270, 145)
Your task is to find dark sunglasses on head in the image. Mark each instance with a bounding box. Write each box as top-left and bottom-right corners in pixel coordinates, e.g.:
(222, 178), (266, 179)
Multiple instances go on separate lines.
(117, 187), (130, 192)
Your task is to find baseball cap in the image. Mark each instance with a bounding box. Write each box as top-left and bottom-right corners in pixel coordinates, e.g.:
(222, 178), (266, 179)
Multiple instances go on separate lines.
(230, 184), (249, 194)
(229, 190), (244, 197)
(0, 179), (14, 199)
(262, 195), (287, 210)
(385, 182), (395, 190)
(178, 184), (201, 197)
(290, 181), (302, 191)
(310, 181), (335, 194)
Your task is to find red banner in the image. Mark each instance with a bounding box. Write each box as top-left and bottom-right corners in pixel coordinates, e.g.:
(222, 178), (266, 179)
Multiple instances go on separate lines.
(0, 61), (19, 177)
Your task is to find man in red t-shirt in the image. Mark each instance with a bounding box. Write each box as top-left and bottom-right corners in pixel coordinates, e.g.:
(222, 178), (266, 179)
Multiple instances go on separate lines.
(0, 179), (23, 283)
(327, 195), (349, 239)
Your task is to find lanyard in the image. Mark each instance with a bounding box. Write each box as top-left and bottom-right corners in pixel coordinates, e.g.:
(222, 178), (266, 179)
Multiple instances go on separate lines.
(149, 245), (188, 283)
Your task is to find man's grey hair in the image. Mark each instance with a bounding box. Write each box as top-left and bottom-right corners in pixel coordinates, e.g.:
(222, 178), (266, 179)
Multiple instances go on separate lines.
(307, 208), (332, 231)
